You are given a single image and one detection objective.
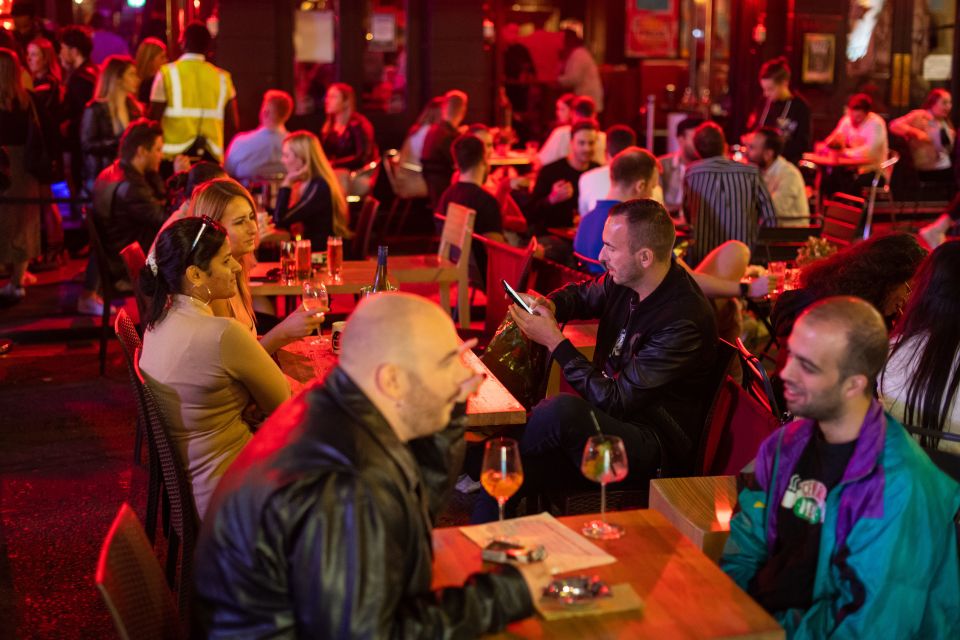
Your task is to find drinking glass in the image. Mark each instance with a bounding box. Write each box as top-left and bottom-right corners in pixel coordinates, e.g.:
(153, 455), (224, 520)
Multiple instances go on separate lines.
(481, 438), (523, 529)
(580, 435), (629, 540)
(327, 236), (343, 282)
(295, 239), (312, 281)
(301, 279), (329, 347)
(280, 241), (297, 284)
(767, 261), (787, 296)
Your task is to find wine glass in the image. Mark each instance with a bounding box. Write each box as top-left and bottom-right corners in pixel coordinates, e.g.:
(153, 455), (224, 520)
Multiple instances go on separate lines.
(580, 435), (629, 540)
(301, 279), (329, 347)
(480, 437), (523, 534)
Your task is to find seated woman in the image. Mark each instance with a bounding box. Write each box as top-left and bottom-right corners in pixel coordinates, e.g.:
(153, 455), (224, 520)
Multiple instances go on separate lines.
(139, 217), (291, 519)
(889, 89), (955, 185)
(188, 177), (325, 353)
(393, 97), (443, 199)
(275, 131), (350, 248)
(882, 241), (960, 454)
(321, 82), (378, 196)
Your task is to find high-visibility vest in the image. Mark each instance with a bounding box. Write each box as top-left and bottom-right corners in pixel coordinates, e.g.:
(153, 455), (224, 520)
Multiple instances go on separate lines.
(158, 58), (233, 160)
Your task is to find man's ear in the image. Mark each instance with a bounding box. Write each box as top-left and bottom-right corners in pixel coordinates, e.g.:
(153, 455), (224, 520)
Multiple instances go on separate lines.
(373, 363), (404, 402)
(841, 373), (870, 400)
(636, 247), (655, 268)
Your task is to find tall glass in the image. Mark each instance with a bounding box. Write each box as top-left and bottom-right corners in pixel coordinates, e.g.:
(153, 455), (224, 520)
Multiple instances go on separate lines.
(580, 435), (629, 540)
(327, 236), (343, 282)
(280, 241), (297, 284)
(301, 279), (329, 347)
(481, 438), (523, 528)
(295, 239), (312, 281)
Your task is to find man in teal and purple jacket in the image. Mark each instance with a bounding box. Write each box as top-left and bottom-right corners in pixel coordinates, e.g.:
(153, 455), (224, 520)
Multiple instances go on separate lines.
(721, 296), (960, 638)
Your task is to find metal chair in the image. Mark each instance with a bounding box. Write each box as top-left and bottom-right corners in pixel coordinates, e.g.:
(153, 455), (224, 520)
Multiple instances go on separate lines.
(821, 193), (867, 249)
(96, 503), (185, 640)
(863, 152), (900, 239)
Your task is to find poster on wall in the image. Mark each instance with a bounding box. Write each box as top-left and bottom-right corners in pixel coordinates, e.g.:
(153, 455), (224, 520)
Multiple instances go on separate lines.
(625, 0), (678, 58)
(802, 33), (836, 84)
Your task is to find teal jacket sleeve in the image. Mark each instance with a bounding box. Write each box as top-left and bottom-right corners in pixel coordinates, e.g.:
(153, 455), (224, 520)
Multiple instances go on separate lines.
(720, 480), (770, 591)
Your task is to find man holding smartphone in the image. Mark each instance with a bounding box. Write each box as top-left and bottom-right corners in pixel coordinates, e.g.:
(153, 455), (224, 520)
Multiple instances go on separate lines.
(475, 199), (718, 521)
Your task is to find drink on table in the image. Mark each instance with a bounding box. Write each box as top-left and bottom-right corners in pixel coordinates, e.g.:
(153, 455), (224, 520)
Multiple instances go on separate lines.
(301, 279), (329, 347)
(370, 245), (391, 293)
(280, 240), (297, 284)
(327, 236), (343, 281)
(580, 434), (629, 540)
(480, 438), (523, 529)
(296, 239), (312, 281)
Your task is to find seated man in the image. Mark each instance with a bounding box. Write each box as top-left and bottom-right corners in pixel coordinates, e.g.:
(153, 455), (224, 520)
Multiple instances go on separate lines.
(683, 122), (776, 267)
(224, 89), (292, 183)
(195, 293), (545, 637)
(722, 297), (960, 638)
(747, 127), (810, 227)
(474, 200), (718, 521)
(659, 116), (702, 219)
(538, 95), (607, 167)
(820, 93), (889, 196)
(421, 89), (468, 208)
(81, 118), (167, 312)
(578, 124), (638, 217)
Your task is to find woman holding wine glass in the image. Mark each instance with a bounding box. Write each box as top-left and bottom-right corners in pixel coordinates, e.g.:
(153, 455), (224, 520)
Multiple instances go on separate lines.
(187, 178), (325, 354)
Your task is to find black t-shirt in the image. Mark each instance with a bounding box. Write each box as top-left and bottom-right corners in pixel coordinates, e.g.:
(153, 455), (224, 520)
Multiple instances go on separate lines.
(746, 93), (811, 165)
(436, 181), (503, 281)
(421, 121), (459, 208)
(525, 157), (598, 234)
(749, 429), (857, 613)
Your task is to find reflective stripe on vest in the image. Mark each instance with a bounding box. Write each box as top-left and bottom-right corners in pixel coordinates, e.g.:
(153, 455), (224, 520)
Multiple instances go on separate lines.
(159, 60), (229, 159)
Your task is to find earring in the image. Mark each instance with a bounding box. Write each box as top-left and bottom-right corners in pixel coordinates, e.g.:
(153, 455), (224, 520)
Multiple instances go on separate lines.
(191, 283), (213, 305)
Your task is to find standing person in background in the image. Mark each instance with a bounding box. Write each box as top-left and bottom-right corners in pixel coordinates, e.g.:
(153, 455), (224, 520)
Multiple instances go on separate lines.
(557, 28), (603, 114)
(80, 55), (143, 195)
(225, 90), (293, 184)
(275, 130), (350, 248)
(744, 57), (811, 164)
(58, 25), (98, 195)
(0, 48), (41, 302)
(746, 127), (810, 227)
(422, 89), (468, 208)
(25, 36), (59, 111)
(133, 37), (166, 106)
(658, 116), (702, 219)
(149, 21), (239, 164)
(89, 11), (130, 65)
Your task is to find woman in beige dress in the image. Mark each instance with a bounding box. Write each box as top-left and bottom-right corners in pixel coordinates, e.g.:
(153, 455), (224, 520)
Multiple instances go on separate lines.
(139, 217), (291, 519)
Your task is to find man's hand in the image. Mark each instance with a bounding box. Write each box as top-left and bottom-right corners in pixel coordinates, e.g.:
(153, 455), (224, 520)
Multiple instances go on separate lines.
(173, 155), (192, 173)
(509, 303), (565, 352)
(548, 180), (574, 205)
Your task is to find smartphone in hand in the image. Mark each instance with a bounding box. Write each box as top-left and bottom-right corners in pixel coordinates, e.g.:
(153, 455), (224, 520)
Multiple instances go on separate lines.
(502, 279), (534, 314)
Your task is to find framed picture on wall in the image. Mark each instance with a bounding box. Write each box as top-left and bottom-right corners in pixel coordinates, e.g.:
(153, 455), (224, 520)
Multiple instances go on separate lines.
(802, 33), (836, 84)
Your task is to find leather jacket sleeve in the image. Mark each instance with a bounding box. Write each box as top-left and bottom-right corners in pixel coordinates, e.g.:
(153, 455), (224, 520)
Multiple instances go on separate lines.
(115, 176), (167, 232)
(407, 402), (468, 523)
(278, 464), (533, 639)
(552, 318), (707, 421)
(80, 103), (119, 158)
(547, 275), (611, 324)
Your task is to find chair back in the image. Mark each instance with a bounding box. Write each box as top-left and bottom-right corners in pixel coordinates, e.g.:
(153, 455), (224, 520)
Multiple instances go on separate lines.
(120, 242), (147, 325)
(96, 504), (184, 640)
(139, 377), (199, 626)
(530, 256), (590, 294)
(821, 194), (866, 248)
(350, 196), (380, 259)
(473, 235), (536, 336)
(438, 203), (476, 326)
(755, 226), (822, 266)
(735, 338), (781, 418)
(573, 251), (605, 274)
(863, 151), (900, 238)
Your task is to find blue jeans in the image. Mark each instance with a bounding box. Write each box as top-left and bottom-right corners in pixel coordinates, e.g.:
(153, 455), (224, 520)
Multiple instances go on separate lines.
(471, 394), (662, 523)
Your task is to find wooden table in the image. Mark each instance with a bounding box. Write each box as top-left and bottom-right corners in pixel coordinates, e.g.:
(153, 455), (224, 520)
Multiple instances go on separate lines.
(650, 476), (738, 563)
(490, 150), (535, 167)
(800, 152), (875, 213)
(249, 254), (459, 317)
(431, 509), (783, 639)
(277, 339), (526, 431)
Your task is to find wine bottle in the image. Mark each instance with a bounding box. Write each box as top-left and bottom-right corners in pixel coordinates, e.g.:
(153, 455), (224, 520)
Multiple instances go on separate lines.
(371, 245), (391, 293)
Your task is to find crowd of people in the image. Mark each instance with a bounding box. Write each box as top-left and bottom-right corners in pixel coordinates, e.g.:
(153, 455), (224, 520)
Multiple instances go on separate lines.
(2, 9), (959, 639)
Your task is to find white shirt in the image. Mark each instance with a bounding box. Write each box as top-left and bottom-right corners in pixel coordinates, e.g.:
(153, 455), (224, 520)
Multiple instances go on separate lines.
(224, 126), (288, 182)
(578, 165), (610, 217)
(538, 125), (606, 166)
(762, 156), (810, 227)
(827, 111), (889, 169)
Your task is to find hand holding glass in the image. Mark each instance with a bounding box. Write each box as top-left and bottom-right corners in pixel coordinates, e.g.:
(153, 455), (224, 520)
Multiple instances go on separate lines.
(580, 435), (628, 539)
(481, 438), (523, 530)
(301, 279), (329, 347)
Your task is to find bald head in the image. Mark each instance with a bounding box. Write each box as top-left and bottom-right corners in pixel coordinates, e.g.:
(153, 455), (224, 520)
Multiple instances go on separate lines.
(797, 296), (889, 391)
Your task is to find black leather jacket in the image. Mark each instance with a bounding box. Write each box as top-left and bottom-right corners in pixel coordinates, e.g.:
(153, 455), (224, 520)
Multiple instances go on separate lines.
(92, 160), (167, 283)
(548, 262), (719, 473)
(80, 98), (143, 187)
(194, 369), (534, 639)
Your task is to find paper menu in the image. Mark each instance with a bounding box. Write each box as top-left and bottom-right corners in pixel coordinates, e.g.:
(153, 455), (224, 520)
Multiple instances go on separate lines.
(458, 512), (616, 574)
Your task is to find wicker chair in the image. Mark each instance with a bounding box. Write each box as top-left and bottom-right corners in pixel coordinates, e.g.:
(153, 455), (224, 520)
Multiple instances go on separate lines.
(140, 380), (199, 628)
(96, 503), (185, 640)
(113, 311), (163, 550)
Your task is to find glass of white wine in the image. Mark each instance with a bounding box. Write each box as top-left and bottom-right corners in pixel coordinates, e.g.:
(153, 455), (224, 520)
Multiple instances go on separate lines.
(481, 437), (523, 534)
(580, 435), (628, 539)
(301, 279), (329, 347)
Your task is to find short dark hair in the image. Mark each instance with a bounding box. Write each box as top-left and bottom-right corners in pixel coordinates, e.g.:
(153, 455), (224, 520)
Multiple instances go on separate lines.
(676, 117), (704, 139)
(572, 96), (596, 119)
(610, 147), (658, 188)
(799, 296), (889, 393)
(58, 25), (93, 59)
(693, 121), (726, 159)
(182, 21), (212, 54)
(921, 88), (950, 111)
(847, 93), (873, 112)
(608, 198), (676, 261)
(452, 134), (486, 173)
(759, 56), (791, 84)
(755, 126), (784, 157)
(571, 118), (599, 138)
(443, 90), (468, 115)
(606, 125), (637, 158)
(119, 118), (163, 163)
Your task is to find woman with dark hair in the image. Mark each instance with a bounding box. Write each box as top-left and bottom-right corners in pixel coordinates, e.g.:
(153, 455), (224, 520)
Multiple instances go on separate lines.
(890, 88), (954, 181)
(744, 56), (811, 164)
(320, 82), (377, 171)
(139, 217), (290, 519)
(882, 241), (960, 453)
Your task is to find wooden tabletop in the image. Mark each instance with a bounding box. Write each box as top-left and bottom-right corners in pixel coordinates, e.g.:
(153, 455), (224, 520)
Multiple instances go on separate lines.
(249, 254), (459, 297)
(431, 509), (783, 639)
(801, 152), (872, 168)
(490, 151), (535, 167)
(650, 476), (738, 563)
(277, 339), (526, 429)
